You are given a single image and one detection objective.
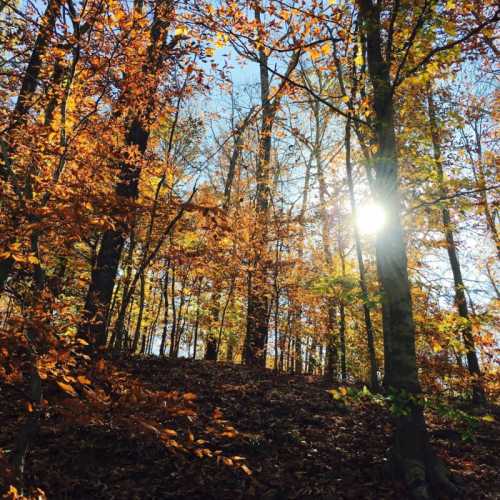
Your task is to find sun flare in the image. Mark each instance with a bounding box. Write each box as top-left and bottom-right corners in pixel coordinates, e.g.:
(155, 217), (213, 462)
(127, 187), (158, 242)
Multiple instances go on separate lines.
(356, 202), (386, 235)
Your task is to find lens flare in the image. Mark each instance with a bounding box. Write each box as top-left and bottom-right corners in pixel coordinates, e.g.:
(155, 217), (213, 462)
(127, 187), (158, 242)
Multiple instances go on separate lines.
(356, 202), (386, 235)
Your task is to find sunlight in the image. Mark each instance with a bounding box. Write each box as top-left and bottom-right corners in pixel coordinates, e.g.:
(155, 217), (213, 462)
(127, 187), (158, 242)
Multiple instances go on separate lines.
(355, 202), (386, 235)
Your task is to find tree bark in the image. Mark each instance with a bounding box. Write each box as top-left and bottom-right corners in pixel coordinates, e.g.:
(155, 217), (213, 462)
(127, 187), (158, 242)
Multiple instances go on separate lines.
(427, 91), (485, 405)
(160, 262), (170, 357)
(314, 106), (338, 382)
(243, 13), (300, 366)
(345, 118), (379, 390)
(358, 1), (459, 497)
(78, 0), (173, 348)
(79, 116), (149, 347)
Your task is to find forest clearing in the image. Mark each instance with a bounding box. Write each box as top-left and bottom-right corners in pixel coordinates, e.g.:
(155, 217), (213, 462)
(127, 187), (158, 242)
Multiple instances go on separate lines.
(0, 0), (499, 498)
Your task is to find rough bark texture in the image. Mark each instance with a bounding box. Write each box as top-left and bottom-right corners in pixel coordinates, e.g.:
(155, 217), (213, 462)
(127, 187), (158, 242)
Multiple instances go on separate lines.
(358, 1), (459, 498)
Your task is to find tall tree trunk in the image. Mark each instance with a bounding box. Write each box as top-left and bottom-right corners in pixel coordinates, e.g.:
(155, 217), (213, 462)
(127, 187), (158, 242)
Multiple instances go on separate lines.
(358, 1), (459, 497)
(169, 266), (177, 358)
(338, 303), (347, 383)
(314, 106), (338, 382)
(243, 12), (300, 366)
(243, 13), (272, 366)
(160, 263), (170, 357)
(131, 271), (146, 352)
(427, 91), (485, 405)
(79, 118), (149, 348)
(77, 0), (172, 348)
(205, 290), (219, 360)
(467, 123), (499, 260)
(345, 118), (379, 390)
(292, 158), (312, 374)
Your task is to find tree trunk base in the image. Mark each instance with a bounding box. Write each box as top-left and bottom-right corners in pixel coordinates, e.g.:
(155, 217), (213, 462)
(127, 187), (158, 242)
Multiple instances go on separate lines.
(389, 409), (462, 500)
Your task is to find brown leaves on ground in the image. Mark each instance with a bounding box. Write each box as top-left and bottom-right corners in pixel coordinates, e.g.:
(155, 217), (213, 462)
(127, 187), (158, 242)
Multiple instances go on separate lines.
(1, 357), (499, 499)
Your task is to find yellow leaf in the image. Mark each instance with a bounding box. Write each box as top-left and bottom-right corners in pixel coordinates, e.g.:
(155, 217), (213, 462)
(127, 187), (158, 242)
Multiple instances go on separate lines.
(57, 381), (78, 397)
(215, 32), (228, 48)
(27, 255), (39, 264)
(432, 343), (442, 353)
(7, 485), (19, 497)
(77, 375), (91, 385)
(341, 95), (349, 103)
(354, 53), (364, 67)
(320, 43), (330, 56)
(482, 415), (495, 423)
(241, 464), (252, 475)
(327, 389), (342, 400)
(175, 25), (189, 36)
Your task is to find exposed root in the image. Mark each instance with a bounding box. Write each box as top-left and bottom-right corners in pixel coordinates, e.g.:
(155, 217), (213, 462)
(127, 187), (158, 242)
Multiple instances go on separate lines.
(391, 407), (463, 500)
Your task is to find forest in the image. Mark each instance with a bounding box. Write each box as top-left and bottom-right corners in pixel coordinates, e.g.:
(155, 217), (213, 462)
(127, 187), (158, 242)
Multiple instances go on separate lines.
(0, 0), (499, 498)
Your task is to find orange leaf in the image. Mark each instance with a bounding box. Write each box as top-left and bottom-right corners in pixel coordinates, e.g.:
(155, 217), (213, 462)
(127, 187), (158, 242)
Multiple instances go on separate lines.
(77, 375), (91, 385)
(57, 381), (77, 397)
(241, 464), (252, 475)
(162, 428), (177, 437)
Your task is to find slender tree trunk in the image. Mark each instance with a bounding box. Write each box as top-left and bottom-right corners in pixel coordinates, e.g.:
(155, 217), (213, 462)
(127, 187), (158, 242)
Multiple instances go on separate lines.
(314, 108), (338, 382)
(467, 125), (500, 260)
(345, 118), (379, 390)
(169, 267), (177, 358)
(160, 264), (170, 357)
(339, 303), (346, 383)
(243, 11), (299, 366)
(131, 271), (146, 352)
(205, 289), (219, 360)
(427, 92), (485, 405)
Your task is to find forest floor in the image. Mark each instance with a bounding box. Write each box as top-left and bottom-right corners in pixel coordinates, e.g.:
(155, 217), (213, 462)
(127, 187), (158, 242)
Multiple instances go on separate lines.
(1, 356), (499, 499)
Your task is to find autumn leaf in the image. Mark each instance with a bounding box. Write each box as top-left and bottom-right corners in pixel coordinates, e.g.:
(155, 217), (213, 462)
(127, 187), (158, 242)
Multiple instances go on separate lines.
(57, 381), (78, 397)
(241, 464), (252, 475)
(432, 342), (442, 353)
(77, 375), (91, 385)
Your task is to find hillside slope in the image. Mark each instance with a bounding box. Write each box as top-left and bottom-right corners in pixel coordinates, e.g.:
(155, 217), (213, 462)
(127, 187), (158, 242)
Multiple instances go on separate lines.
(1, 357), (499, 499)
